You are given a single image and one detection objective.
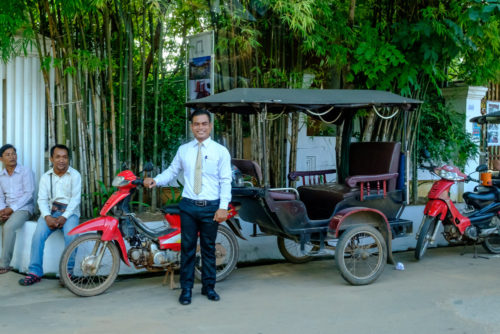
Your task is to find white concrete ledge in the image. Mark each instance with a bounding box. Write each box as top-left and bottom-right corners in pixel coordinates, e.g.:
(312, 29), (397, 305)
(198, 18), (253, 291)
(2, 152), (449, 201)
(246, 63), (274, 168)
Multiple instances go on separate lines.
(1, 205), (438, 277)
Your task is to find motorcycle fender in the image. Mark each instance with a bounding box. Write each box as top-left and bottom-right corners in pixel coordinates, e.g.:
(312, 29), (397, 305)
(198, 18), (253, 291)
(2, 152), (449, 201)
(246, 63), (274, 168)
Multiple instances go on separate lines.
(69, 216), (130, 266)
(423, 200), (448, 221)
(330, 207), (395, 265)
(225, 218), (246, 240)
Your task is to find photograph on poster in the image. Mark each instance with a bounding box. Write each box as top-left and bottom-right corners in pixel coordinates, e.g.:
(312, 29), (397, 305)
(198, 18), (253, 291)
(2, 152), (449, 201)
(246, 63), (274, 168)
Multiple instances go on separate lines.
(488, 124), (499, 144)
(487, 101), (500, 146)
(189, 79), (211, 100)
(189, 56), (211, 80)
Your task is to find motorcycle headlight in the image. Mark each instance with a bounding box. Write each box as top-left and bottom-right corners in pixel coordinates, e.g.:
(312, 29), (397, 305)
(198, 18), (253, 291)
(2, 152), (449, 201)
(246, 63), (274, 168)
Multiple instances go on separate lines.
(112, 175), (129, 187)
(438, 169), (461, 181)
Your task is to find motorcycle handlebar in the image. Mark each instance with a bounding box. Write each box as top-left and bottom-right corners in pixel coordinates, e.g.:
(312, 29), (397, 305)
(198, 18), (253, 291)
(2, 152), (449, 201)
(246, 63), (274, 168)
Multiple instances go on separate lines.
(467, 177), (479, 183)
(132, 179), (144, 186)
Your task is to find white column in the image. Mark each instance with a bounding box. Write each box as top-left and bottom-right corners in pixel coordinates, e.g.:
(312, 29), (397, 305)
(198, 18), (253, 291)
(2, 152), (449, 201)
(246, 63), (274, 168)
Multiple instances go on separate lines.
(442, 85), (488, 194)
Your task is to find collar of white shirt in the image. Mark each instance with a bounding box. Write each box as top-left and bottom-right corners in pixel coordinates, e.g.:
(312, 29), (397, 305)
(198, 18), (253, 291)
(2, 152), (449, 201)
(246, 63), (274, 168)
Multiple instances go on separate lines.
(192, 137), (212, 148)
(0, 164), (22, 176)
(48, 166), (75, 177)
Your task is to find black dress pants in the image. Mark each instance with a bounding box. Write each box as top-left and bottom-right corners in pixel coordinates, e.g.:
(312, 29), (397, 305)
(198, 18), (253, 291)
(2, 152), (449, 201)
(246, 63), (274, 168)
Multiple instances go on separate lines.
(178, 198), (219, 290)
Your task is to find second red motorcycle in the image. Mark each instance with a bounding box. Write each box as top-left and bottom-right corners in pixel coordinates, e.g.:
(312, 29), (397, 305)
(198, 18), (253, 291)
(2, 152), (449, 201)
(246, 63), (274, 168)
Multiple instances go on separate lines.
(415, 164), (500, 260)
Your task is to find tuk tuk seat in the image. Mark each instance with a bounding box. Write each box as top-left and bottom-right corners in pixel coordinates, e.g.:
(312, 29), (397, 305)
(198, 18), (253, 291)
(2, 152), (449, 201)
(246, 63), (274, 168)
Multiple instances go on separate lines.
(297, 142), (401, 220)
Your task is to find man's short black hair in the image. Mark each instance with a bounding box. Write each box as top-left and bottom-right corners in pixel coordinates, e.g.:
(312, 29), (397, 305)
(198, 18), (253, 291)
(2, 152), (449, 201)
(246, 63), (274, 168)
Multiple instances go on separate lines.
(50, 144), (70, 158)
(0, 144), (16, 157)
(189, 109), (212, 122)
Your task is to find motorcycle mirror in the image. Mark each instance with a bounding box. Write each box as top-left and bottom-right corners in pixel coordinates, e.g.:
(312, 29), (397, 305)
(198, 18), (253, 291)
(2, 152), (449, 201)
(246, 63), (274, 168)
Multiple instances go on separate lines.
(143, 162), (154, 172)
(120, 162), (128, 171)
(476, 164), (488, 173)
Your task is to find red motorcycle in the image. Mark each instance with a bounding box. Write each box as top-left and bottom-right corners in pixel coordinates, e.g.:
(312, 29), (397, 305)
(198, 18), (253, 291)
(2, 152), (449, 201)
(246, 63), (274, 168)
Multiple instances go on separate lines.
(59, 166), (241, 297)
(415, 164), (500, 260)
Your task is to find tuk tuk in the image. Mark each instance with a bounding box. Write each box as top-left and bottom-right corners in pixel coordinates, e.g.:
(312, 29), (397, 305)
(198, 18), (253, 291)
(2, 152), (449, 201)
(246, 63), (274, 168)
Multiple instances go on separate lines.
(186, 88), (422, 285)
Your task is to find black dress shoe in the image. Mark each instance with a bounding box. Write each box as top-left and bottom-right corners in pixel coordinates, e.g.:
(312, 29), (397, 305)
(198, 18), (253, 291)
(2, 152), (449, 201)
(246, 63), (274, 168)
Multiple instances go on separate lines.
(179, 289), (192, 305)
(201, 288), (220, 301)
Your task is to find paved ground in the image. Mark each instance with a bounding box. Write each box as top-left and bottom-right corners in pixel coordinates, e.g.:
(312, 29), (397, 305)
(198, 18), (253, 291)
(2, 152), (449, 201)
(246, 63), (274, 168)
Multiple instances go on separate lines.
(1, 246), (500, 334)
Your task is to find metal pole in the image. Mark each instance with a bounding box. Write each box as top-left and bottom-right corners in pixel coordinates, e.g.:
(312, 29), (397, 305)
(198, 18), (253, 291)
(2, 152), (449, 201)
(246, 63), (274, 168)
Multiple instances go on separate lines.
(261, 105), (269, 186)
(403, 106), (409, 204)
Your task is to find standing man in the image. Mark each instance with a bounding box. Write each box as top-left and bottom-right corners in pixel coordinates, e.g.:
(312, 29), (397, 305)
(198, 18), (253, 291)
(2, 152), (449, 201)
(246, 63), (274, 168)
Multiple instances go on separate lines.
(0, 144), (35, 274)
(144, 110), (232, 305)
(19, 144), (81, 286)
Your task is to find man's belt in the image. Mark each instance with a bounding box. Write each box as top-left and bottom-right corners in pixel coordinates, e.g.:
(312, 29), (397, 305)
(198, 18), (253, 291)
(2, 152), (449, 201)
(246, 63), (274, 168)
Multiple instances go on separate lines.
(183, 198), (220, 207)
(51, 201), (68, 214)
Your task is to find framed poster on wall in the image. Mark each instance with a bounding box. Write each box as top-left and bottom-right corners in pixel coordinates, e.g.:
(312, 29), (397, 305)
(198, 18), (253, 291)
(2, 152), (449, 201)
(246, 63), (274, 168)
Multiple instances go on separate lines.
(487, 101), (500, 146)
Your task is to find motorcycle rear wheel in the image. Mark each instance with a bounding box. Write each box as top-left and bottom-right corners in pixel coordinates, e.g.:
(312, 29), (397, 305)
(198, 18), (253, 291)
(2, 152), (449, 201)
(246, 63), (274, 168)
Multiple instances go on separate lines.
(194, 224), (239, 282)
(335, 225), (387, 286)
(415, 216), (438, 260)
(59, 233), (120, 297)
(482, 235), (500, 254)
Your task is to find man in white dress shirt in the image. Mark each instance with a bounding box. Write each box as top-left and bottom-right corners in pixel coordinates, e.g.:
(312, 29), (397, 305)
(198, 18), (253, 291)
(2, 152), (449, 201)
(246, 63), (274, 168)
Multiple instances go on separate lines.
(19, 144), (81, 286)
(0, 144), (35, 274)
(144, 110), (232, 305)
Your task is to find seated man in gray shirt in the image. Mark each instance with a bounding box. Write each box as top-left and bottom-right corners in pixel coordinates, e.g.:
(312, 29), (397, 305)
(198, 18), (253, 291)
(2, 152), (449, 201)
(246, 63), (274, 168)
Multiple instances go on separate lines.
(0, 144), (35, 274)
(19, 144), (81, 285)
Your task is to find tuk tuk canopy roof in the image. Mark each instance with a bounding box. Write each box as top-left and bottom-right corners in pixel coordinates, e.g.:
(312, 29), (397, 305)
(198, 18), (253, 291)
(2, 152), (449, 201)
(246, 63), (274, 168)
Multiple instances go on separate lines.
(470, 111), (500, 124)
(186, 88), (422, 115)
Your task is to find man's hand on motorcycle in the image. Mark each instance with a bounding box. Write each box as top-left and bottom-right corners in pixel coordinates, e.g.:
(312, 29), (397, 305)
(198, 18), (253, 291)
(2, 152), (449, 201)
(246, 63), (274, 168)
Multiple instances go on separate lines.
(143, 177), (157, 188)
(213, 209), (228, 223)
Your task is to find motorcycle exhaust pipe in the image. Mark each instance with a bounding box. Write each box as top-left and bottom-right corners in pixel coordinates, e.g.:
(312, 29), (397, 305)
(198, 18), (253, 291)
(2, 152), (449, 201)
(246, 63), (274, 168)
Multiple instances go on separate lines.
(479, 228), (499, 237)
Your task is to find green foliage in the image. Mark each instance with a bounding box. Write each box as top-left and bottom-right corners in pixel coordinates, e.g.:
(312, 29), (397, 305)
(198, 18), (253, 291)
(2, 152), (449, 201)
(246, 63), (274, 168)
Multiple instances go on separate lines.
(164, 180), (184, 205)
(0, 1), (31, 62)
(137, 73), (186, 163)
(91, 180), (116, 217)
(417, 98), (478, 169)
(350, 25), (407, 90)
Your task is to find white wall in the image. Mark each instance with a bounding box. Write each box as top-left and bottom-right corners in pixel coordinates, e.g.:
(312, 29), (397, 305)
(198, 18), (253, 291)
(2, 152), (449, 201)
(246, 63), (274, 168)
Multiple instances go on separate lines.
(288, 115), (337, 185)
(442, 85), (488, 194)
(0, 43), (48, 200)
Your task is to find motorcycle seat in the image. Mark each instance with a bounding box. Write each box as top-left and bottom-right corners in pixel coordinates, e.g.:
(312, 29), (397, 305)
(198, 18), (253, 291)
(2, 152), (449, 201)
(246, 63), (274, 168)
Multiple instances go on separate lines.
(463, 189), (499, 209)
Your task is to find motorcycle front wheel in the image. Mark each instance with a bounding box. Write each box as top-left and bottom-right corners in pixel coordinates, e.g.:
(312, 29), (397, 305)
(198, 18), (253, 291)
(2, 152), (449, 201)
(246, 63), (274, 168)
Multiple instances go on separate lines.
(482, 235), (500, 254)
(335, 225), (387, 286)
(415, 216), (438, 260)
(194, 224), (239, 282)
(59, 233), (121, 297)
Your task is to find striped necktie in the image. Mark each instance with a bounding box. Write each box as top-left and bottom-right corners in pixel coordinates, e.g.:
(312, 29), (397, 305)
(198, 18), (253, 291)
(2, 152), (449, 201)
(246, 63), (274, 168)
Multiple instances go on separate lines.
(194, 142), (202, 195)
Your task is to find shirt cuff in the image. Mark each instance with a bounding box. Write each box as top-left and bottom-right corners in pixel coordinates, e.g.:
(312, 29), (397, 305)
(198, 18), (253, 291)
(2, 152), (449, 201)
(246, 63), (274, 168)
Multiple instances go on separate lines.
(153, 176), (162, 186)
(40, 209), (51, 218)
(219, 201), (229, 210)
(8, 204), (18, 212)
(62, 212), (71, 219)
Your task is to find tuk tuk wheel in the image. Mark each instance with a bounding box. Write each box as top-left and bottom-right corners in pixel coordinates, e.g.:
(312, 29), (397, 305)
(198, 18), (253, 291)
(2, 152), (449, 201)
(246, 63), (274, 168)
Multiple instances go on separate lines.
(335, 225), (387, 285)
(277, 236), (318, 264)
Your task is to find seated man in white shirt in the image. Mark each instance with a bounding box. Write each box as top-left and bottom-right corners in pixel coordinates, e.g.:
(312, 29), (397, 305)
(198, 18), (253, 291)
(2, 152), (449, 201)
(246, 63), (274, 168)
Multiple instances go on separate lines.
(0, 144), (35, 274)
(19, 144), (81, 286)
